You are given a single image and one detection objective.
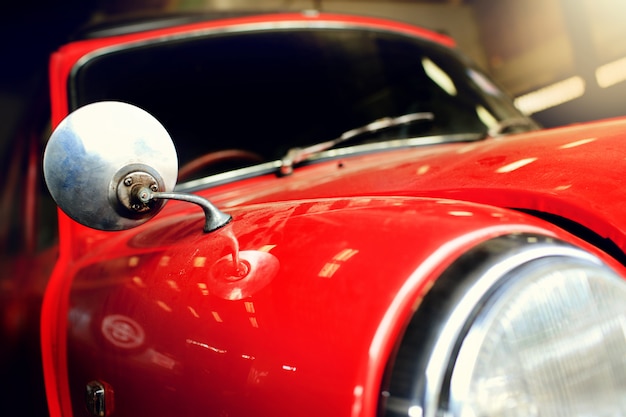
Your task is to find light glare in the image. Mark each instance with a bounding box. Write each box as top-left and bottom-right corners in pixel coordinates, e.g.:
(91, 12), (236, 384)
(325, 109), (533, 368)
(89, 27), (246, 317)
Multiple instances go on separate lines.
(514, 76), (585, 115)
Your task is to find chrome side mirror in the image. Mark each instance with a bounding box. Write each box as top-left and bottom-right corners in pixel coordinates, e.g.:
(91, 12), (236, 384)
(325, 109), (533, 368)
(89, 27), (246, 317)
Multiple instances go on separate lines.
(43, 101), (231, 232)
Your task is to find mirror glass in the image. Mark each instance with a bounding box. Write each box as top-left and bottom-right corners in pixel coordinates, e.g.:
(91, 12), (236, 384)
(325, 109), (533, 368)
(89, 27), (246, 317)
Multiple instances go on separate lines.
(43, 101), (178, 230)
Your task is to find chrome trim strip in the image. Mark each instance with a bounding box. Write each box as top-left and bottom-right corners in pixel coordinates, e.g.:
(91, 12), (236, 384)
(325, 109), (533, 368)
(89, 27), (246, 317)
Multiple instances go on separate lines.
(175, 160), (281, 192)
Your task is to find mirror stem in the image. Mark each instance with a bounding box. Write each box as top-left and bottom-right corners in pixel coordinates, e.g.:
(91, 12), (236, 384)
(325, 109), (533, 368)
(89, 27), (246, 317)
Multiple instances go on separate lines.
(138, 188), (232, 232)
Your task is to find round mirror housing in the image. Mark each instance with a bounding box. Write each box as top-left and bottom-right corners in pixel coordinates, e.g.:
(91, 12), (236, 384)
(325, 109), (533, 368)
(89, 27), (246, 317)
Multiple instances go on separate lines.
(43, 101), (178, 231)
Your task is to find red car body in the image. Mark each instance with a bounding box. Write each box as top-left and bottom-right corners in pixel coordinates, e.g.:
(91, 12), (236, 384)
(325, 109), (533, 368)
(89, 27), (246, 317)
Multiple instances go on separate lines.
(23, 10), (626, 417)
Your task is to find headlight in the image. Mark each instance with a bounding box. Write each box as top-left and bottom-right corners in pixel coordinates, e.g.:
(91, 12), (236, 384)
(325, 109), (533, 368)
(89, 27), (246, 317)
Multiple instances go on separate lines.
(382, 234), (626, 417)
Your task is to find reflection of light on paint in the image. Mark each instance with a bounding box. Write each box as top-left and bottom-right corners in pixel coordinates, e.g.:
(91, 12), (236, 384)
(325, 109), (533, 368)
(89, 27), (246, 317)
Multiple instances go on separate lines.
(193, 257), (206, 267)
(197, 282), (209, 296)
(166, 279), (180, 291)
(157, 300), (172, 313)
(352, 385), (364, 416)
(319, 262), (341, 278)
(230, 288), (243, 300)
(456, 143), (478, 154)
(416, 165), (430, 175)
(211, 311), (223, 323)
(334, 248), (359, 261)
(558, 138), (596, 149)
(554, 184), (572, 191)
(596, 56), (626, 88)
(241, 354), (255, 360)
(514, 76), (585, 115)
(132, 276), (146, 288)
(496, 157), (538, 173)
(318, 248), (359, 278)
(245, 301), (256, 314)
(247, 367), (269, 385)
(159, 256), (170, 267)
(186, 339), (227, 354)
(150, 349), (177, 369)
(128, 256), (139, 267)
(188, 306), (199, 318)
(448, 211), (474, 217)
(282, 364), (297, 372)
(101, 315), (145, 349)
(258, 244), (277, 252)
(249, 317), (259, 328)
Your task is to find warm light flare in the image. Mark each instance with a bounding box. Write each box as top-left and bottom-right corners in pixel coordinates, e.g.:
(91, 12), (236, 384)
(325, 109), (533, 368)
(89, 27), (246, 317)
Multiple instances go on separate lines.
(596, 56), (626, 88)
(514, 76), (585, 115)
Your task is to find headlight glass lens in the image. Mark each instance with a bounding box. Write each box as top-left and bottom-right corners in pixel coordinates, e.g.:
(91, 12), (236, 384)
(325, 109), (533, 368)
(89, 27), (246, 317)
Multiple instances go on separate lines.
(449, 257), (626, 417)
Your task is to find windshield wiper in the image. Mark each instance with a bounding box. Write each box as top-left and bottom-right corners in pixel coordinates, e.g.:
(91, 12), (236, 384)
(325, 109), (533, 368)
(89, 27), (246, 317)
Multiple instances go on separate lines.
(279, 112), (434, 175)
(487, 117), (537, 137)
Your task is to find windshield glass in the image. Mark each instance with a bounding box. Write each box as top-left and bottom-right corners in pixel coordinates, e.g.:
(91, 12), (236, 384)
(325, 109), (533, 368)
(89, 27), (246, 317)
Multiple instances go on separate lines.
(70, 25), (529, 176)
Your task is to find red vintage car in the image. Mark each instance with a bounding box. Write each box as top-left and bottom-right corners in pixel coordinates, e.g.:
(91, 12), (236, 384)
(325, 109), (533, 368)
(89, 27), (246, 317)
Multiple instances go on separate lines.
(11, 10), (626, 417)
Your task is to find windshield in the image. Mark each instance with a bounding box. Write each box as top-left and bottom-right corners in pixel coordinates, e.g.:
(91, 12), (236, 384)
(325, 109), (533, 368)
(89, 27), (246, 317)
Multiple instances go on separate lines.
(70, 25), (530, 176)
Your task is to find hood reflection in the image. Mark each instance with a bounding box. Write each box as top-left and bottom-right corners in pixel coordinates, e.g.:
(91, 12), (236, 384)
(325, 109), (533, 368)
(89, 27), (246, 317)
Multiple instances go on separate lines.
(208, 250), (279, 301)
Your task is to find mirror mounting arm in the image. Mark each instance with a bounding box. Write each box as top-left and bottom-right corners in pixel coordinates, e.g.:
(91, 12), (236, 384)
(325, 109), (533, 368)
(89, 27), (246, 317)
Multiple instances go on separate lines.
(136, 187), (232, 233)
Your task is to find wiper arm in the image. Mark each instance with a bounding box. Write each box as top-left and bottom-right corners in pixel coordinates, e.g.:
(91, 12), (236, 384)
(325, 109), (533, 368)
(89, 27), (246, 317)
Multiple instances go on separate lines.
(487, 117), (537, 137)
(280, 112), (434, 175)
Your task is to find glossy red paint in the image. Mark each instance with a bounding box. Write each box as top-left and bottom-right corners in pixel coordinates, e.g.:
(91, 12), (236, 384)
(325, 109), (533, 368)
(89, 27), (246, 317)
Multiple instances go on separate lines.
(200, 118), (626, 253)
(45, 195), (598, 417)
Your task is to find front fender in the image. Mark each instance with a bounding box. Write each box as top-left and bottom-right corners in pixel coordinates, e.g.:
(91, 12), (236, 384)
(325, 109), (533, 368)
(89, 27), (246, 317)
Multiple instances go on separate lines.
(42, 196), (593, 417)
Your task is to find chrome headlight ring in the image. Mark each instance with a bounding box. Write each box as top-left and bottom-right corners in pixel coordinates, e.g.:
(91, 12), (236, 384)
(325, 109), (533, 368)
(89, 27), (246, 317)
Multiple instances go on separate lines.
(381, 233), (626, 417)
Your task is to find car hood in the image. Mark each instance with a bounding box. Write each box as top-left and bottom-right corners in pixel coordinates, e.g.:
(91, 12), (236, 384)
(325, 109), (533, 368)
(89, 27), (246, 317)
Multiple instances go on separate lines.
(195, 117), (626, 253)
(57, 196), (576, 417)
